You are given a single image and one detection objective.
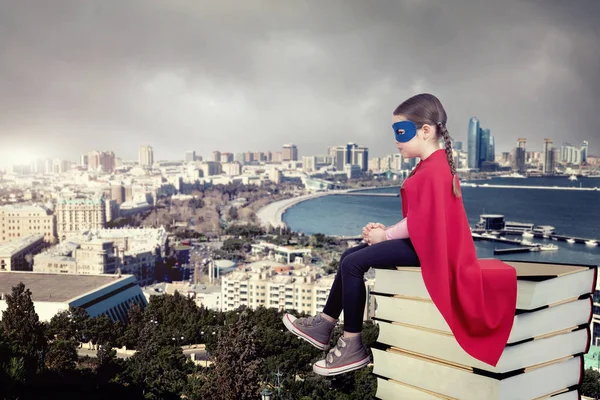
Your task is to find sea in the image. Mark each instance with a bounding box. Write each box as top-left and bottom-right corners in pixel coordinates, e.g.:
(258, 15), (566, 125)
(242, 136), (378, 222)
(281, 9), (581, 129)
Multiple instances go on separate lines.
(283, 176), (600, 265)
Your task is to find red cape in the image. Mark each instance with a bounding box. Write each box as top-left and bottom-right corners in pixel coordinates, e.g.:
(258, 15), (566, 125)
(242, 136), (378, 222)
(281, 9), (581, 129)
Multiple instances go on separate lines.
(402, 149), (517, 366)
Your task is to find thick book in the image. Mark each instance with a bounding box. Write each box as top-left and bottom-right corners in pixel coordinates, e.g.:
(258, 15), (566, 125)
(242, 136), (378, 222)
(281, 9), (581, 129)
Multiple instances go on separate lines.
(372, 261), (596, 310)
(375, 320), (589, 373)
(373, 295), (592, 344)
(375, 378), (580, 400)
(372, 347), (583, 400)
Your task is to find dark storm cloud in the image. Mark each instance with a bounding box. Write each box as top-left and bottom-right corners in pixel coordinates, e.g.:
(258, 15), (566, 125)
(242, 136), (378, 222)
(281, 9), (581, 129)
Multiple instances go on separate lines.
(0, 0), (598, 166)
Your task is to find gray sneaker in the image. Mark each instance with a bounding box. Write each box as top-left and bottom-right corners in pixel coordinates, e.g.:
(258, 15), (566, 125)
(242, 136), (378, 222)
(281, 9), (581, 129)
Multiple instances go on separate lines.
(312, 335), (371, 376)
(282, 312), (336, 350)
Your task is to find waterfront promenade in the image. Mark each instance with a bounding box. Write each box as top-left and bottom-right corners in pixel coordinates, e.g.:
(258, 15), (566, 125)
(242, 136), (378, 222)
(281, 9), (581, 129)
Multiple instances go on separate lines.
(257, 186), (402, 229)
(256, 192), (338, 229)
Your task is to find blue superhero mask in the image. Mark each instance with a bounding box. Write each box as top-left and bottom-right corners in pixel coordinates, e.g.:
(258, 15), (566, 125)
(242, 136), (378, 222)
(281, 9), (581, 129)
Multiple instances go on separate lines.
(392, 120), (419, 143)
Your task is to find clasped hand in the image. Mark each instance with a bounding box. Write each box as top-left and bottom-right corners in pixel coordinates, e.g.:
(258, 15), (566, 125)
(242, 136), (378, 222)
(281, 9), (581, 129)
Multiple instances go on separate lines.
(362, 222), (386, 245)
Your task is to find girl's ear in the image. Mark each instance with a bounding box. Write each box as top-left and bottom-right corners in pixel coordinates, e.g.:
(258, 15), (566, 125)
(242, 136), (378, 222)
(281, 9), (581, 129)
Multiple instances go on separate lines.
(421, 124), (433, 139)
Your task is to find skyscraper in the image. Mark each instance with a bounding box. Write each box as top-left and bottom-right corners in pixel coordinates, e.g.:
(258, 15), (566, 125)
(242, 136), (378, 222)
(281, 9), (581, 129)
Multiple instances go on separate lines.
(581, 141), (588, 164)
(479, 128), (490, 166)
(542, 139), (555, 175)
(487, 135), (495, 162)
(467, 117), (480, 169)
(138, 145), (154, 168)
(185, 151), (196, 162)
(514, 138), (526, 173)
(351, 146), (369, 171)
(282, 144), (298, 161)
(334, 146), (346, 171)
(212, 151), (221, 163)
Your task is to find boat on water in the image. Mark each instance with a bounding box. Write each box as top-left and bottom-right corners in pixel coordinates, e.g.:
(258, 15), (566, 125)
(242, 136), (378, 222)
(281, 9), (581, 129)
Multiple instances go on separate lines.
(585, 240), (598, 247)
(534, 225), (556, 235)
(568, 174), (578, 181)
(539, 243), (558, 251)
(566, 238), (576, 244)
(499, 172), (527, 179)
(522, 231), (535, 238)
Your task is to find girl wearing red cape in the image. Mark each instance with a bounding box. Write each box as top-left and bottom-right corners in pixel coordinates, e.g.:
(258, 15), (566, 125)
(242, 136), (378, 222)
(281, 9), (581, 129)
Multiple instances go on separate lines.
(283, 93), (517, 376)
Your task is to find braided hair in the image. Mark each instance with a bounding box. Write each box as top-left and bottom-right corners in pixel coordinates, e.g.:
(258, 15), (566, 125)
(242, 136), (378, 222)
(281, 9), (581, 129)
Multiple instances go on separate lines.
(437, 121), (462, 198)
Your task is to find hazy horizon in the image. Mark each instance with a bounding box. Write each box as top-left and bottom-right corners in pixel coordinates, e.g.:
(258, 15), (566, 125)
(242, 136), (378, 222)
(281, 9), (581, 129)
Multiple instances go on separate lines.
(1, 0), (598, 168)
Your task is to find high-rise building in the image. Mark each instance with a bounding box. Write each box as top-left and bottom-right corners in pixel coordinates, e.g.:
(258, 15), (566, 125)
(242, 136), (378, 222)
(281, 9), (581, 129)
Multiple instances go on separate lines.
(346, 143), (358, 165)
(221, 153), (234, 163)
(212, 151), (221, 162)
(253, 152), (265, 162)
(282, 144), (298, 161)
(138, 146), (154, 168)
(581, 141), (588, 164)
(334, 146), (346, 171)
(80, 154), (89, 167)
(514, 138), (527, 173)
(487, 135), (495, 162)
(222, 162), (241, 176)
(302, 156), (317, 172)
(560, 143), (581, 165)
(467, 117), (480, 169)
(272, 152), (283, 163)
(185, 151), (196, 162)
(368, 157), (381, 172)
(234, 153), (245, 164)
(454, 141), (463, 151)
(89, 151), (116, 173)
(479, 128), (490, 166)
(351, 146), (369, 171)
(542, 139), (555, 175)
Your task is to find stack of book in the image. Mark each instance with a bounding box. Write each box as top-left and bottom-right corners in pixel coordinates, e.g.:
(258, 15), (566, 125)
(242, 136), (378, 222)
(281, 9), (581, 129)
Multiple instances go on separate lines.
(371, 261), (597, 400)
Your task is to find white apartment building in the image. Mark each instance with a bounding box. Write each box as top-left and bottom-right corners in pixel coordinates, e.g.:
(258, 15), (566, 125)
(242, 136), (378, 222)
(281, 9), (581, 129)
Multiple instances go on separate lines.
(56, 196), (107, 240)
(222, 162), (242, 176)
(0, 204), (56, 243)
(139, 145), (154, 168)
(221, 261), (374, 322)
(0, 234), (46, 271)
(34, 227), (168, 286)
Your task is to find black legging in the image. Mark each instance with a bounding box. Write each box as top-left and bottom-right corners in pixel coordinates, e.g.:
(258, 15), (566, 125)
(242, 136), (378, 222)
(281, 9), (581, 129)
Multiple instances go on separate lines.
(322, 239), (420, 333)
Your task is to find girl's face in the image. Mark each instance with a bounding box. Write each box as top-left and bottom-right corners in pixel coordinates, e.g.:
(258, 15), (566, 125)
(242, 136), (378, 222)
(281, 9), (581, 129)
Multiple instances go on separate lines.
(392, 114), (426, 159)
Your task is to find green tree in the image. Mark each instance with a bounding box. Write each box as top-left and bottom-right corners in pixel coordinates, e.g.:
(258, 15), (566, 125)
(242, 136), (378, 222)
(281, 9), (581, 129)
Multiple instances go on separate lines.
(228, 206), (239, 220)
(211, 314), (263, 399)
(86, 314), (122, 349)
(121, 303), (146, 349)
(45, 339), (78, 373)
(1, 283), (47, 376)
(125, 324), (190, 400)
(582, 367), (600, 398)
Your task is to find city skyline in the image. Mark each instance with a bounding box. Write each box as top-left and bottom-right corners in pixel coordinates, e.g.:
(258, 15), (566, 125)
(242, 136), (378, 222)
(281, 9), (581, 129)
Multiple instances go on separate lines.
(0, 1), (598, 168)
(2, 133), (591, 169)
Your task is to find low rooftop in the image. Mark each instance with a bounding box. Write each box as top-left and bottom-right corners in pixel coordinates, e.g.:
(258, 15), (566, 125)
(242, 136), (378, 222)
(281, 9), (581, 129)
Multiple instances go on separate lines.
(0, 271), (131, 302)
(0, 234), (44, 256)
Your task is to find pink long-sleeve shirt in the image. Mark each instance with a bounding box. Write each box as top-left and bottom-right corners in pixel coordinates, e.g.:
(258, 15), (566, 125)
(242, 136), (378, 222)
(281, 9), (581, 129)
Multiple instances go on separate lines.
(385, 218), (409, 240)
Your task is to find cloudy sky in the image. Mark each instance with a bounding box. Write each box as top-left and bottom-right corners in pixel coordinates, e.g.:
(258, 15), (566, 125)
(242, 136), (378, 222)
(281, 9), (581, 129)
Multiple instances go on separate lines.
(0, 0), (598, 167)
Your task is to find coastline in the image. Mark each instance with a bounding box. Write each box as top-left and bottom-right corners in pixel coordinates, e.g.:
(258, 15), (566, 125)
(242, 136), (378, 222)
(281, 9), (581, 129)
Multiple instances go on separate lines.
(256, 191), (338, 229)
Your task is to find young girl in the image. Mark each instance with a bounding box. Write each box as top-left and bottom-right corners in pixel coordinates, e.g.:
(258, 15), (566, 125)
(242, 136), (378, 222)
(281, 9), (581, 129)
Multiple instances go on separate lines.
(283, 93), (517, 376)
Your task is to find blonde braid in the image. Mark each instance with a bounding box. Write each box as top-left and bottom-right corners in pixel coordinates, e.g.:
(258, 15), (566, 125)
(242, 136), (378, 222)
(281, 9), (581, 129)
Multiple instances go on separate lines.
(437, 122), (461, 198)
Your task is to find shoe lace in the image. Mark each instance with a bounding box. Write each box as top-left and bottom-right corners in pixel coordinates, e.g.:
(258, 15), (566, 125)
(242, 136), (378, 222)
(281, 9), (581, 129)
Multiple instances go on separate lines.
(300, 313), (322, 327)
(326, 337), (347, 364)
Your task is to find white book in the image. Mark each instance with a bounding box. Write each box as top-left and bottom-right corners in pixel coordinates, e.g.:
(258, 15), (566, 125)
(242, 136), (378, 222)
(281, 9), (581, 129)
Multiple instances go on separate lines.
(375, 378), (580, 400)
(373, 261), (596, 310)
(372, 347), (583, 400)
(373, 295), (592, 344)
(376, 321), (589, 373)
